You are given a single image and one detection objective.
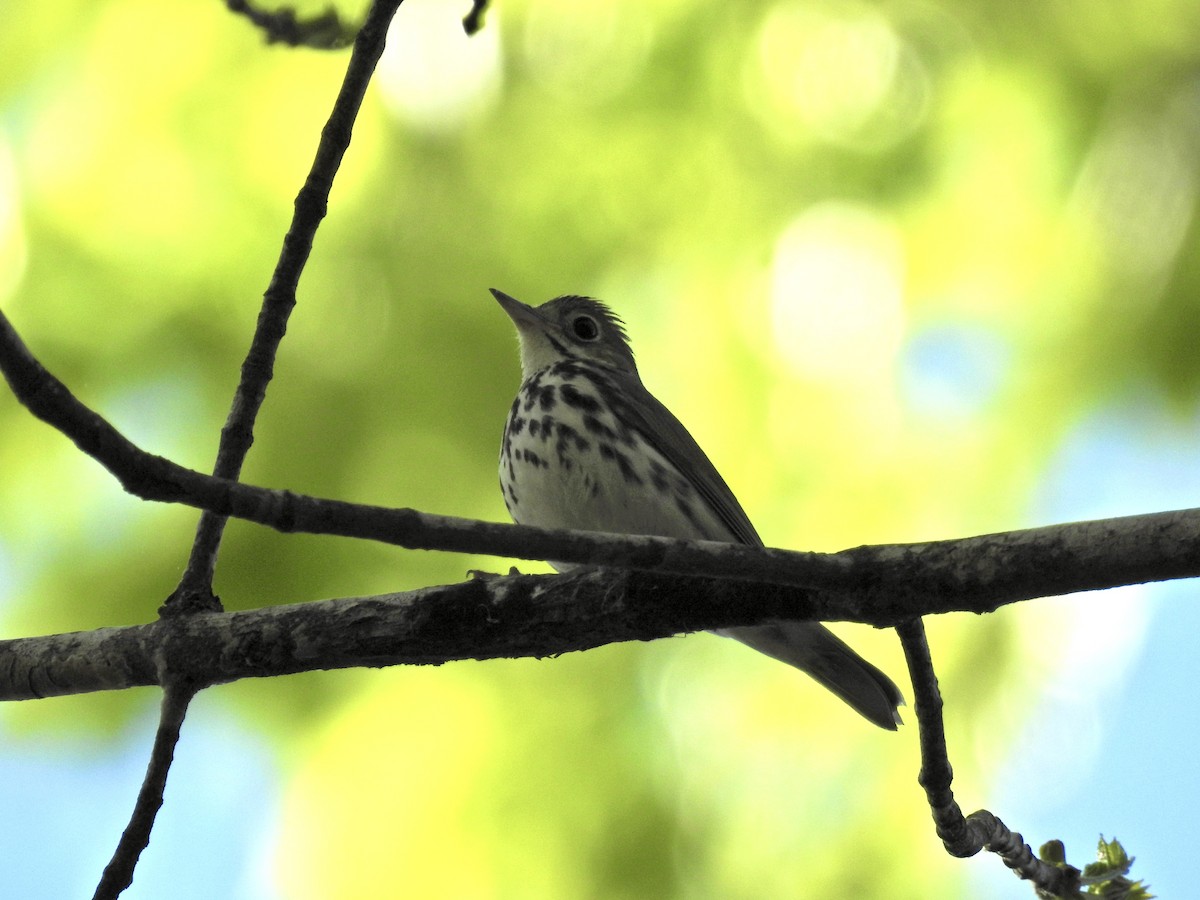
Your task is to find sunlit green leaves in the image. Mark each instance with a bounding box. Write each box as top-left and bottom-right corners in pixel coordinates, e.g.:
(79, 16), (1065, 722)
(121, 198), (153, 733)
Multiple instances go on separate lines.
(1039, 836), (1154, 899)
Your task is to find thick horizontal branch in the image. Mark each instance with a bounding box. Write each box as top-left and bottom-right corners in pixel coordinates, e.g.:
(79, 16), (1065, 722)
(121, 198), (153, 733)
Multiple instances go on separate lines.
(0, 569), (842, 700)
(3, 307), (1200, 624)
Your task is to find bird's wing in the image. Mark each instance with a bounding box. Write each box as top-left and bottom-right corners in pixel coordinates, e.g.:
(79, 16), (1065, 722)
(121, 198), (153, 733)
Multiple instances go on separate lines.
(608, 369), (763, 547)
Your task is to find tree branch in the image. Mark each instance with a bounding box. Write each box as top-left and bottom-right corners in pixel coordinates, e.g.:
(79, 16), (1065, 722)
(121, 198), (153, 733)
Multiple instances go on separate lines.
(92, 682), (198, 900)
(462, 0), (491, 35)
(898, 619), (968, 850)
(2, 309), (1200, 614)
(2, 297), (1200, 619)
(0, 569), (815, 700)
(225, 0), (358, 49)
(2, 307), (1199, 619)
(173, 0), (406, 612)
(0, 554), (1173, 703)
(898, 619), (1083, 896)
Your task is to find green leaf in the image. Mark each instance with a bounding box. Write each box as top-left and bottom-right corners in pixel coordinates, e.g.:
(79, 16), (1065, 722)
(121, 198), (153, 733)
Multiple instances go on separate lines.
(1077, 836), (1153, 899)
(1081, 835), (1133, 880)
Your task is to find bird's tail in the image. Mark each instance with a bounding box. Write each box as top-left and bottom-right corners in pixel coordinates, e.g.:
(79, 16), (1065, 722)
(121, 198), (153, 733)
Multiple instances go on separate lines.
(721, 622), (904, 730)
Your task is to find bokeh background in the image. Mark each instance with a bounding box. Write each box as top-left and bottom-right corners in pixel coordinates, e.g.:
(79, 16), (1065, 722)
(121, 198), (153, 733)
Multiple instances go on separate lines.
(2, 0), (1199, 896)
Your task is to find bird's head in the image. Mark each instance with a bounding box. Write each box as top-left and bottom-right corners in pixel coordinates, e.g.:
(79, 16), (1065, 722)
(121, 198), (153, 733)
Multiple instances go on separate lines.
(491, 289), (638, 377)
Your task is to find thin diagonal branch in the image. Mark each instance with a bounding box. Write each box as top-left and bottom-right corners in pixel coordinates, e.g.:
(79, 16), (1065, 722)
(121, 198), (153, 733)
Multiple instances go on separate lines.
(2, 310), (1199, 617)
(172, 0), (406, 613)
(92, 681), (198, 900)
(896, 619), (1082, 897)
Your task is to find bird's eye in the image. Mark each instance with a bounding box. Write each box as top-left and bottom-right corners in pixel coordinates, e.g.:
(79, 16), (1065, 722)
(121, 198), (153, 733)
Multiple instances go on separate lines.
(571, 315), (600, 341)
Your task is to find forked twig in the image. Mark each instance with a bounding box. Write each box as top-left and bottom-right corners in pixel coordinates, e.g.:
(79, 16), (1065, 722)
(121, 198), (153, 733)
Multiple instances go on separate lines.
(225, 0), (357, 49)
(896, 618), (1081, 896)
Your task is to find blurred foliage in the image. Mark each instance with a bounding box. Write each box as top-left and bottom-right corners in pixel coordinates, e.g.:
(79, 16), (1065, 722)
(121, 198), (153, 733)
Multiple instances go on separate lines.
(1, 0), (1199, 896)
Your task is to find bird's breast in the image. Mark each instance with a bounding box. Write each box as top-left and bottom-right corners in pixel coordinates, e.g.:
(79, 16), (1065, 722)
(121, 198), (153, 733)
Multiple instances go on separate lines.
(499, 367), (730, 543)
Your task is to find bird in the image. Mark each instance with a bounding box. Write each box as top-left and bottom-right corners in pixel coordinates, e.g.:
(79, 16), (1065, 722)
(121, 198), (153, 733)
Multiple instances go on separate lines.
(493, 288), (903, 729)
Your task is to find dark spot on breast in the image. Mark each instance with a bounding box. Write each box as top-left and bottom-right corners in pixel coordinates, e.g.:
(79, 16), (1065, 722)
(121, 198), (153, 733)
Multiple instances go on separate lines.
(616, 453), (641, 484)
(522, 448), (547, 468)
(519, 375), (544, 412)
(596, 444), (643, 484)
(555, 423), (590, 463)
(528, 418), (540, 438)
(552, 360), (585, 379)
(560, 383), (601, 413)
(538, 384), (557, 411)
(582, 414), (616, 440)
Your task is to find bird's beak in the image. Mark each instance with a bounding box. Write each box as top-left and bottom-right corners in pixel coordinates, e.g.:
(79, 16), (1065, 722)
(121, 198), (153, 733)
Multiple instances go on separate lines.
(490, 288), (543, 332)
